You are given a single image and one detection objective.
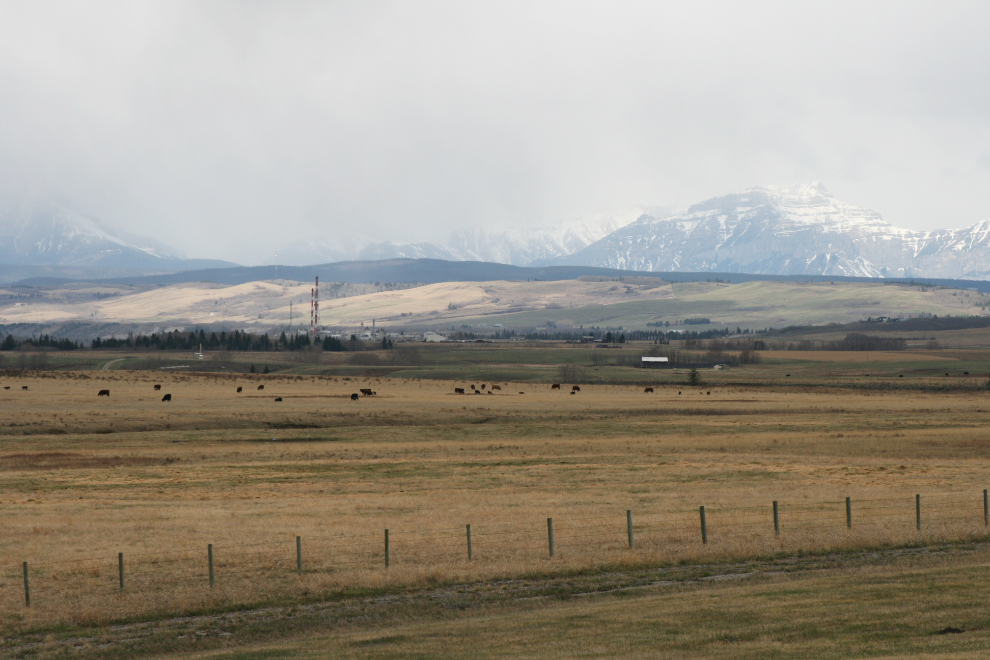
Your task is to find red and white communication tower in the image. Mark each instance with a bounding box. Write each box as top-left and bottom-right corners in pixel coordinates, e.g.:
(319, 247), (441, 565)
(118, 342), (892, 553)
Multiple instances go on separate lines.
(310, 276), (320, 337)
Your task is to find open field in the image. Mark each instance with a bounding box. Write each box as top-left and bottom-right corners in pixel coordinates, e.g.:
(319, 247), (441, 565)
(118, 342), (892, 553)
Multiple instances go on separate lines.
(1, 277), (988, 332)
(0, 343), (989, 657)
(174, 548), (990, 660)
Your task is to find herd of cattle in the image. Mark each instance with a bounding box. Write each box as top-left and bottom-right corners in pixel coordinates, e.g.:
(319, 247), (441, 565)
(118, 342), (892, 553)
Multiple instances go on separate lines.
(4, 380), (670, 403)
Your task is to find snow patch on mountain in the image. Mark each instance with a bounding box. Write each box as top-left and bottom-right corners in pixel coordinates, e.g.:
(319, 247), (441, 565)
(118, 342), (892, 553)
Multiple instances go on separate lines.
(271, 209), (644, 267)
(557, 183), (990, 280)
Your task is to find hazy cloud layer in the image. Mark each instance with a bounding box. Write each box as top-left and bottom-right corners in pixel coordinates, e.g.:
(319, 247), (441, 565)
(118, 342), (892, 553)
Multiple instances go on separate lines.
(0, 1), (988, 263)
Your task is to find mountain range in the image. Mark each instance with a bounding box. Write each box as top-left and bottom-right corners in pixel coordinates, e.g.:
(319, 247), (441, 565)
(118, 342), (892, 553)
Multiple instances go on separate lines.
(0, 196), (236, 275)
(271, 210), (645, 267)
(554, 182), (990, 280)
(3, 185), (990, 281)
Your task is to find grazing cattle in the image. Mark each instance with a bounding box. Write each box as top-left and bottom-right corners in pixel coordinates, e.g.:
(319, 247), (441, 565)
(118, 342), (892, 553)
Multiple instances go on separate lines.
(964, 371), (970, 375)
(678, 391), (682, 395)
(570, 391), (575, 395)
(571, 385), (580, 392)
(644, 387), (654, 393)
(469, 384), (475, 390)
(491, 385), (501, 391)
(153, 384), (161, 391)
(487, 391), (492, 395)
(236, 386), (243, 393)
(22, 386), (28, 390)
(481, 384), (486, 390)
(274, 397), (283, 402)
(474, 390), (481, 394)
(258, 385), (264, 390)
(3, 386), (8, 390)
(98, 389), (110, 397)
(360, 388), (374, 396)
(785, 374), (790, 377)
(519, 391), (525, 394)
(706, 391), (710, 395)
(454, 387), (465, 394)
(946, 372), (949, 376)
(161, 393), (172, 402)
(350, 393), (359, 400)
(551, 383), (561, 390)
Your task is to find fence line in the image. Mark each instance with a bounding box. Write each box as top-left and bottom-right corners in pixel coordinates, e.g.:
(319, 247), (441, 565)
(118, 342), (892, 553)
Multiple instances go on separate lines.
(5, 491), (990, 611)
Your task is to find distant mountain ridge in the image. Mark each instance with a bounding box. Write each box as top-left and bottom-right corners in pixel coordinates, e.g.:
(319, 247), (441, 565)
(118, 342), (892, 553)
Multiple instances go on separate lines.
(0, 197), (237, 272)
(556, 183), (990, 280)
(272, 211), (644, 267)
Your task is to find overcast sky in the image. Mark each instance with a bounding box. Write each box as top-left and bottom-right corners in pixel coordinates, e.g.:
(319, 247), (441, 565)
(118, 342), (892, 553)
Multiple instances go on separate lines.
(1, 1), (988, 263)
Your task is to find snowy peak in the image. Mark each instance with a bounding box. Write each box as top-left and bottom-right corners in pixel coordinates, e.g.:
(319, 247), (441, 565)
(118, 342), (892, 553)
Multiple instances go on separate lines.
(559, 183), (990, 280)
(0, 196), (233, 271)
(272, 209), (642, 268)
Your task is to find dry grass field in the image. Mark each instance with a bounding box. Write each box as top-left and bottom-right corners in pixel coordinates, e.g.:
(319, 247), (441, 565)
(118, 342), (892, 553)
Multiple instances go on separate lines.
(1, 351), (990, 658)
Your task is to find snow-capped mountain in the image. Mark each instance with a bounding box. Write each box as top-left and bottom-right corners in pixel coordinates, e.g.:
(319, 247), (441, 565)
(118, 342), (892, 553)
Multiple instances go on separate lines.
(271, 210), (644, 267)
(557, 183), (990, 280)
(0, 196), (236, 271)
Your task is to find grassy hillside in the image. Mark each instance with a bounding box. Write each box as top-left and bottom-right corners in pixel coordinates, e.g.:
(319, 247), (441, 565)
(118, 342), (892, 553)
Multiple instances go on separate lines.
(457, 280), (990, 330)
(0, 278), (987, 333)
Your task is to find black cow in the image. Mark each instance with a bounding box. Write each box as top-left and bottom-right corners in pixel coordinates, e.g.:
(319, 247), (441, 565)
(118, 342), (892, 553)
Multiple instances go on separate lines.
(360, 388), (374, 396)
(98, 389), (110, 397)
(161, 393), (172, 402)
(257, 385), (264, 390)
(350, 393), (359, 400)
(454, 387), (465, 394)
(644, 387), (654, 393)
(274, 397), (282, 402)
(236, 386), (243, 393)
(3, 386), (9, 390)
(551, 383), (561, 390)
(481, 384), (486, 389)
(153, 384), (161, 391)
(571, 385), (580, 392)
(21, 386), (27, 390)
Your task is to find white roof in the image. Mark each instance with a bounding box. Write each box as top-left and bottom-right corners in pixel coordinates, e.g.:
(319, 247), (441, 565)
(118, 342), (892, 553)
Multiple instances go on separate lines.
(641, 357), (669, 362)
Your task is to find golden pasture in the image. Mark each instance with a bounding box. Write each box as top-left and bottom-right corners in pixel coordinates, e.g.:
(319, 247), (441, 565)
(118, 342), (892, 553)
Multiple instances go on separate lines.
(2, 369), (990, 636)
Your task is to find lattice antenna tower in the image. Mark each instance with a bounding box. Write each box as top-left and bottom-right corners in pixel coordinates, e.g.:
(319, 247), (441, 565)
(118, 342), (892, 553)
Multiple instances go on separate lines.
(310, 276), (320, 337)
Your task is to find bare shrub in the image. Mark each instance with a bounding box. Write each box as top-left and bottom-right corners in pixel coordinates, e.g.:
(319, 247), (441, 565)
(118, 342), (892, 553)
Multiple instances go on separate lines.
(558, 363), (587, 382)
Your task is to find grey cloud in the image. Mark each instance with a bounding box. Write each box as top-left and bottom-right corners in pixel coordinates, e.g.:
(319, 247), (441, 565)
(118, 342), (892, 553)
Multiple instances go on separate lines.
(0, 1), (988, 264)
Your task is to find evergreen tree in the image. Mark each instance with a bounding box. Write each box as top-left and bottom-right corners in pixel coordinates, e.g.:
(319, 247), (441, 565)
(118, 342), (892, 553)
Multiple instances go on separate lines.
(687, 368), (702, 386)
(250, 364), (256, 373)
(263, 365), (270, 374)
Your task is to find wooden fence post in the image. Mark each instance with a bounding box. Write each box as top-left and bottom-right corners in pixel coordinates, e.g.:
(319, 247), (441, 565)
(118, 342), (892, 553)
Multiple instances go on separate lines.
(296, 536), (302, 574)
(773, 501), (779, 537)
(208, 544), (215, 589)
(385, 529), (390, 568)
(466, 524), (472, 561)
(118, 552), (124, 591)
(22, 562), (29, 607)
(916, 494), (921, 531)
(700, 506), (707, 544)
(627, 510), (634, 549)
(846, 497), (852, 529)
(547, 518), (555, 558)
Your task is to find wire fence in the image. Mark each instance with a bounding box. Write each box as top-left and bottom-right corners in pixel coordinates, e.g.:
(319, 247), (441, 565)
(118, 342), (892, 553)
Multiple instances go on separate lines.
(4, 489), (989, 620)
